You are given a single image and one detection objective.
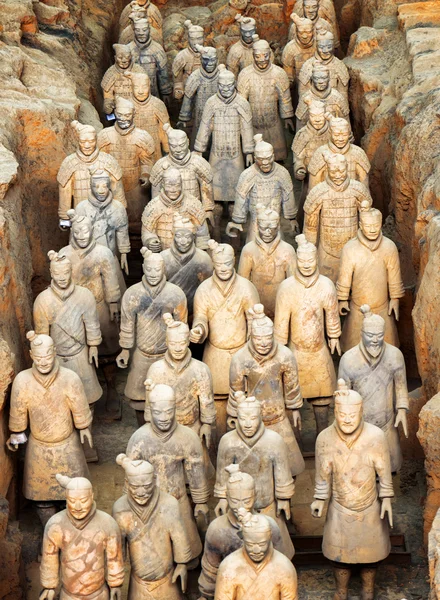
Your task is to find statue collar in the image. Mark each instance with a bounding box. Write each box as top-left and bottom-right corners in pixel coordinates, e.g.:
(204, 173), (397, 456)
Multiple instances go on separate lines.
(142, 275), (166, 298)
(240, 38), (253, 50)
(255, 232), (280, 255)
(159, 190), (184, 208)
(357, 228), (382, 252)
(150, 419), (178, 442)
(70, 237), (96, 258)
(359, 339), (385, 367)
(311, 86), (331, 100)
(217, 90), (237, 104)
(243, 543), (274, 572)
(115, 122), (135, 136)
(76, 147), (99, 164)
(248, 339), (278, 364)
(236, 421), (265, 448)
(315, 52), (334, 65)
(307, 121), (328, 136)
(133, 95), (152, 107)
(201, 67), (219, 80)
(170, 241), (196, 265)
(329, 140), (350, 155)
(334, 420), (364, 450)
(252, 62), (273, 75)
(127, 485), (160, 523)
(213, 270), (236, 296)
(51, 281), (75, 301)
(170, 151), (191, 167)
(325, 175), (350, 192)
(164, 349), (192, 373)
(297, 36), (314, 49)
(135, 37), (152, 51)
(188, 45), (200, 56)
(294, 267), (319, 288)
(88, 191), (113, 210)
(227, 509), (241, 529)
(115, 61), (135, 75)
(32, 359), (60, 389)
(67, 502), (97, 530)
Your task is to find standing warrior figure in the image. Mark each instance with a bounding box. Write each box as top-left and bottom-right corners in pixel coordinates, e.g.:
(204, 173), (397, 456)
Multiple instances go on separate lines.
(172, 20), (204, 100)
(282, 15), (316, 89)
(40, 475), (124, 600)
(288, 0), (337, 47)
(214, 393), (295, 560)
(228, 304), (305, 477)
(298, 30), (348, 98)
(57, 121), (125, 225)
(119, 0), (163, 43)
(308, 115), (370, 190)
(177, 46), (219, 146)
(311, 379), (394, 600)
(119, 4), (163, 45)
(113, 456), (192, 600)
(60, 210), (122, 419)
(101, 44), (144, 115)
(238, 206), (296, 319)
(150, 124), (214, 224)
(190, 241), (259, 438)
(227, 15), (274, 78)
(161, 214), (213, 321)
(141, 167), (209, 252)
(199, 466), (284, 600)
(237, 36), (294, 162)
(303, 153), (372, 282)
(274, 235), (341, 434)
(7, 332), (91, 529)
(126, 382), (210, 564)
(117, 248), (187, 425)
(98, 96), (155, 228)
(194, 65), (254, 224)
(339, 305), (409, 473)
(227, 135), (298, 244)
(337, 206), (404, 350)
(128, 18), (171, 101)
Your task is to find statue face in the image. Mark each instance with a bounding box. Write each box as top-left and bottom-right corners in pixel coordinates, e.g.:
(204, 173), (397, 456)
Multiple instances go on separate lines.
(331, 124), (350, 148)
(304, 0), (319, 20)
(201, 54), (218, 74)
(91, 177), (111, 202)
(51, 262), (72, 289)
(115, 106), (134, 129)
(174, 229), (194, 253)
(116, 51), (132, 70)
(227, 487), (255, 518)
(219, 80), (236, 99)
(189, 32), (204, 52)
(31, 343), (56, 375)
(328, 159), (347, 185)
(66, 488), (94, 520)
(237, 405), (261, 437)
(255, 150), (274, 174)
(258, 221), (278, 243)
(309, 108), (326, 130)
(127, 475), (155, 505)
(297, 22), (314, 45)
(163, 175), (182, 201)
(297, 250), (317, 277)
(132, 78), (150, 102)
(243, 530), (271, 562)
(252, 331), (274, 356)
(150, 398), (175, 431)
(317, 38), (334, 61)
(143, 260), (164, 286)
(72, 221), (93, 248)
(241, 25), (256, 44)
(167, 333), (189, 361)
(169, 137), (189, 160)
(78, 132), (97, 157)
(335, 402), (363, 435)
(360, 213), (382, 241)
(213, 255), (235, 281)
(134, 21), (150, 44)
(361, 323), (385, 358)
(253, 49), (271, 71)
(312, 69), (329, 91)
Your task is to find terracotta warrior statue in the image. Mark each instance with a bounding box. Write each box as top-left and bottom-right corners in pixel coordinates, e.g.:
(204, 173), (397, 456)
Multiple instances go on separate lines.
(172, 20), (204, 100)
(8, 331), (91, 529)
(238, 206), (296, 319)
(339, 305), (409, 473)
(274, 235), (341, 434)
(227, 15), (273, 78)
(126, 381), (210, 564)
(190, 241), (259, 438)
(141, 166), (210, 251)
(199, 466), (284, 600)
(289, 0), (337, 47)
(215, 510), (298, 600)
(60, 210), (122, 419)
(194, 65), (254, 228)
(150, 125), (214, 225)
(161, 214), (213, 321)
(125, 71), (170, 162)
(228, 304), (305, 477)
(98, 96), (155, 228)
(227, 135), (298, 243)
(214, 393), (295, 559)
(296, 62), (349, 130)
(119, 0), (163, 43)
(337, 206), (404, 351)
(57, 121), (125, 225)
(308, 115), (370, 189)
(119, 3), (163, 45)
(113, 455), (192, 600)
(40, 475), (124, 600)
(128, 18), (171, 101)
(237, 36), (294, 161)
(311, 379), (394, 600)
(282, 15), (316, 89)
(101, 43), (144, 115)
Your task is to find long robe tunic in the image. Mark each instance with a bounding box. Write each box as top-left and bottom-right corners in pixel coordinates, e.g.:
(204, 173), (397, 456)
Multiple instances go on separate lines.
(60, 240), (121, 356)
(337, 231), (405, 351)
(192, 272), (259, 396)
(237, 63), (294, 161)
(308, 141), (370, 190)
(214, 424), (295, 559)
(314, 422), (394, 564)
(228, 341), (305, 477)
(298, 54), (349, 99)
(132, 96), (170, 163)
(126, 422), (209, 560)
(119, 276), (187, 409)
(9, 363), (91, 501)
(215, 546), (298, 600)
(338, 342), (409, 473)
(34, 284), (103, 404)
(274, 271), (340, 400)
(237, 234), (296, 319)
(199, 511), (283, 599)
(194, 91), (254, 204)
(41, 506), (124, 600)
(113, 488), (192, 600)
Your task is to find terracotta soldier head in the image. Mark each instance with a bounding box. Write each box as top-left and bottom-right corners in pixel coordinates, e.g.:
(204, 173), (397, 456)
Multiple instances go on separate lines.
(90, 169), (111, 203)
(126, 71), (151, 102)
(133, 17), (151, 44)
(307, 99), (326, 130)
(66, 209), (93, 248)
(225, 464), (256, 518)
(144, 379), (176, 432)
(48, 250), (72, 290)
(218, 65), (236, 100)
(235, 392), (262, 438)
(184, 20), (204, 52)
(27, 330), (56, 375)
(235, 14), (256, 45)
(252, 35), (272, 71)
(334, 378), (363, 436)
(113, 43), (134, 70)
(248, 304), (274, 356)
(325, 152), (348, 185)
(316, 28), (334, 61)
(127, 4), (148, 27)
(360, 304), (385, 358)
(116, 454), (156, 505)
(256, 203), (280, 244)
(303, 0), (319, 21)
(311, 61), (330, 92)
(291, 14), (314, 46)
(162, 166), (183, 202)
(140, 247), (165, 286)
(195, 45), (218, 74)
(296, 234), (318, 277)
(163, 313), (190, 362)
(327, 114), (350, 149)
(56, 474), (94, 520)
(254, 134), (275, 174)
(71, 120), (97, 157)
(359, 205), (382, 241)
(171, 213), (196, 254)
(114, 96), (135, 130)
(239, 510), (272, 562)
(163, 124), (189, 161)
(207, 240), (235, 281)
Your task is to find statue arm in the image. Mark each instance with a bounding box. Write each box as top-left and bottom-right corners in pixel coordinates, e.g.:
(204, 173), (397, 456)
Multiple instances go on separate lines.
(110, 176), (127, 209)
(116, 216), (131, 255)
(8, 382), (29, 436)
(302, 203), (320, 246)
(40, 526), (61, 591)
(323, 286), (342, 340)
(178, 94), (193, 123)
(237, 247), (253, 279)
(199, 533), (221, 600)
(281, 46), (295, 86)
(227, 355), (246, 418)
(119, 292), (136, 350)
(283, 355), (303, 410)
(276, 73), (294, 120)
(194, 110), (213, 154)
(226, 47), (239, 78)
(184, 443), (210, 505)
(214, 562), (236, 600)
(198, 368), (216, 426)
(374, 433), (394, 499)
(280, 565), (298, 600)
(273, 449), (295, 500)
(273, 286), (291, 345)
(68, 375), (93, 431)
(58, 179), (73, 220)
(314, 435), (331, 500)
(103, 87), (115, 115)
(174, 292), (188, 325)
(105, 522), (125, 589)
(101, 256), (121, 306)
(336, 245), (354, 301)
(282, 181), (298, 221)
(198, 175), (215, 213)
(393, 355), (409, 411)
(191, 288), (210, 343)
(156, 52), (172, 97)
(386, 244), (405, 299)
(83, 294), (103, 348)
(213, 438), (228, 499)
(232, 184), (250, 225)
(33, 297), (50, 336)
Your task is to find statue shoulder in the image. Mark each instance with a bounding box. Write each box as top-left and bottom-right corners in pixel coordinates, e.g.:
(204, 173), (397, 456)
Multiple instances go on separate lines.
(57, 153), (79, 186)
(303, 182), (327, 212)
(134, 128), (155, 152)
(292, 127), (310, 154)
(191, 153), (213, 182)
(185, 69), (201, 97)
(298, 58), (313, 85)
(350, 144), (371, 171)
(101, 66), (117, 91)
(333, 57), (350, 84)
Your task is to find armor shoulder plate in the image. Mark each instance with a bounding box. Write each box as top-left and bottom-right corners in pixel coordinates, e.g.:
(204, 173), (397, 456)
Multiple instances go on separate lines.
(298, 57), (313, 85)
(234, 94), (253, 122)
(333, 58), (350, 85)
(191, 153), (213, 183)
(274, 163), (293, 190)
(172, 49), (188, 76)
(303, 182), (326, 214)
(292, 127), (310, 155)
(307, 145), (327, 175)
(149, 157), (168, 186)
(57, 154), (77, 186)
(101, 66), (117, 92)
(99, 151), (123, 179)
(135, 128), (155, 154)
(350, 179), (371, 201)
(236, 166), (255, 197)
(350, 144), (371, 172)
(184, 69), (201, 98)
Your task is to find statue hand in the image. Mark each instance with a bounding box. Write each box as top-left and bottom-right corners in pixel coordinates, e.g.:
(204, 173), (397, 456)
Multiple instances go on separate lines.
(39, 589), (56, 600)
(245, 154), (254, 167)
(214, 499), (228, 518)
(120, 253), (129, 276)
(225, 221), (243, 238)
(339, 301), (350, 316)
(311, 499), (325, 518)
(388, 298), (399, 321)
(189, 325), (204, 344)
(174, 88), (184, 101)
(205, 210), (215, 228)
(146, 238), (162, 253)
(295, 168), (306, 181)
(276, 499), (291, 521)
(116, 349), (130, 369)
(172, 564), (188, 593)
(89, 346), (99, 368)
(103, 99), (115, 115)
(163, 94), (172, 108)
(284, 118), (295, 133)
(291, 409), (302, 431)
(200, 424), (212, 449)
(6, 432), (27, 452)
(328, 338), (341, 356)
(176, 121), (187, 129)
(227, 416), (237, 431)
(380, 497), (393, 528)
(194, 503), (209, 525)
(139, 175), (150, 188)
(80, 428), (93, 448)
(109, 303), (119, 322)
(109, 587), (122, 600)
(394, 408), (408, 437)
(290, 219), (300, 234)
